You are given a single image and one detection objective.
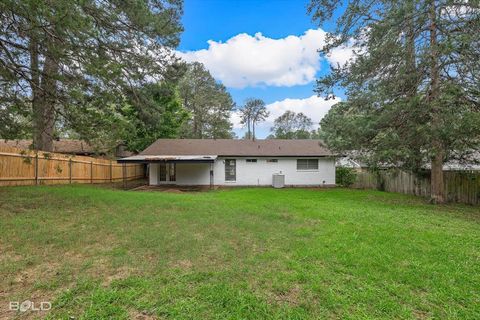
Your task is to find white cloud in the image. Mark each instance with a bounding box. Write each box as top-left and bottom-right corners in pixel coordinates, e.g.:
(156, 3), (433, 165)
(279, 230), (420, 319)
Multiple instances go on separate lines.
(231, 111), (243, 129)
(327, 45), (356, 67)
(178, 29), (355, 89)
(231, 95), (341, 131)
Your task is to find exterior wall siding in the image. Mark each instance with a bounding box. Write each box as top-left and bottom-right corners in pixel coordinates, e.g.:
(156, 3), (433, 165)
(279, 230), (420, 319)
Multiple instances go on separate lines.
(149, 163), (211, 185)
(149, 162), (159, 185)
(214, 157), (335, 186)
(176, 163), (211, 185)
(149, 157), (335, 186)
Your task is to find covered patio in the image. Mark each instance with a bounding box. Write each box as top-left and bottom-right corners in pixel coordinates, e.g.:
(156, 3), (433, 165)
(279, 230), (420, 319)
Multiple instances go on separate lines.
(118, 155), (217, 188)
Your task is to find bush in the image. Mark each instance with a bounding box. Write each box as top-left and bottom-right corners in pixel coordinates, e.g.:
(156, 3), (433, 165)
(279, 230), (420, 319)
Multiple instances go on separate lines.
(336, 167), (357, 187)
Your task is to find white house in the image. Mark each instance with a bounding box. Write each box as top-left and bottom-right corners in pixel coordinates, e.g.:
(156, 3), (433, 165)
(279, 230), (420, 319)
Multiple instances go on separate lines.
(118, 139), (336, 187)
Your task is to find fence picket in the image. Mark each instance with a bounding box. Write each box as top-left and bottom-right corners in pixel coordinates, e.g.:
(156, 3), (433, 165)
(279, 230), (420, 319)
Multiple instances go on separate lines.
(351, 168), (479, 205)
(0, 145), (144, 187)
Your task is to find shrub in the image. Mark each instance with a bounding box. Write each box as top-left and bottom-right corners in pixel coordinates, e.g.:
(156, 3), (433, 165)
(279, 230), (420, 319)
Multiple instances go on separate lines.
(336, 167), (357, 187)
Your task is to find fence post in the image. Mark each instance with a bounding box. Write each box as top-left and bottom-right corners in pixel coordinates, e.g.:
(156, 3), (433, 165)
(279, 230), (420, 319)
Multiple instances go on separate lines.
(90, 161), (93, 184)
(34, 153), (39, 185)
(69, 158), (72, 184)
(110, 160), (113, 183)
(122, 163), (127, 189)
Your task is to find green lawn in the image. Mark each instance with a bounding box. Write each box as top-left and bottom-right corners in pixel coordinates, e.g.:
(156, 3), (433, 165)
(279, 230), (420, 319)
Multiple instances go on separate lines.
(0, 186), (479, 319)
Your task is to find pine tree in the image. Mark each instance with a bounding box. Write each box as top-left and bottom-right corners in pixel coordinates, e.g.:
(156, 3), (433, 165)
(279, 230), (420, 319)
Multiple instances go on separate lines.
(240, 98), (269, 140)
(269, 111), (314, 139)
(0, 0), (183, 150)
(122, 82), (189, 152)
(178, 62), (235, 139)
(310, 0), (480, 203)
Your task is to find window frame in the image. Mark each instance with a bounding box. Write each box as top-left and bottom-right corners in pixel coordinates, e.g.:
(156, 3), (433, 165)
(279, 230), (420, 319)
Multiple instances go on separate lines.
(296, 159), (319, 171)
(246, 159), (257, 163)
(169, 163), (176, 182)
(225, 159), (236, 182)
(159, 163), (167, 181)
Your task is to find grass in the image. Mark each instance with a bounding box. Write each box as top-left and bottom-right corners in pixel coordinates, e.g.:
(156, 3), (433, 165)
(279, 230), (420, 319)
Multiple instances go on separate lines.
(0, 185), (479, 319)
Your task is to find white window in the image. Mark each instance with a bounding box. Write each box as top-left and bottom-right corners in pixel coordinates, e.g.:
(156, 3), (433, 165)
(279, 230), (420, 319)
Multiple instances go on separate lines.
(225, 159), (236, 181)
(297, 159), (318, 170)
(266, 159), (278, 163)
(169, 163), (176, 181)
(246, 159), (257, 163)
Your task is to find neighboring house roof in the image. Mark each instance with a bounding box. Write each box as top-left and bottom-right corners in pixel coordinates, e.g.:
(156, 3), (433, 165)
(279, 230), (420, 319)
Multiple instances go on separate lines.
(0, 139), (134, 157)
(139, 139), (334, 157)
(1, 139), (98, 154)
(115, 144), (135, 158)
(336, 156), (367, 168)
(442, 163), (480, 171)
(337, 152), (480, 171)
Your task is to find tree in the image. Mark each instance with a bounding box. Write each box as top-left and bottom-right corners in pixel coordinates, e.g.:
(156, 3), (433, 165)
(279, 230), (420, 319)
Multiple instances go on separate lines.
(269, 110), (314, 139)
(122, 82), (189, 152)
(251, 100), (269, 140)
(0, 0), (183, 151)
(240, 98), (269, 140)
(178, 62), (235, 139)
(336, 167), (357, 187)
(239, 102), (254, 140)
(309, 0), (480, 203)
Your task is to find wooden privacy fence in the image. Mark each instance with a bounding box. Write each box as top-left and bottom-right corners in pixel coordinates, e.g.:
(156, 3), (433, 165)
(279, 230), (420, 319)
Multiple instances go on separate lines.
(352, 169), (480, 205)
(0, 145), (144, 187)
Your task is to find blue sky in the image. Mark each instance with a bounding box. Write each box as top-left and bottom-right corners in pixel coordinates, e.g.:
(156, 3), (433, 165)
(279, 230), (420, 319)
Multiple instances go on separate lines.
(177, 0), (349, 138)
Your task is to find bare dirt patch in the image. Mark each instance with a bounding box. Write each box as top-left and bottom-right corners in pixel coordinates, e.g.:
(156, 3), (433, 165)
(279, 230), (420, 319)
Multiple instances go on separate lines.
(271, 285), (302, 306)
(170, 259), (193, 270)
(129, 310), (158, 320)
(103, 266), (134, 286)
(413, 309), (432, 320)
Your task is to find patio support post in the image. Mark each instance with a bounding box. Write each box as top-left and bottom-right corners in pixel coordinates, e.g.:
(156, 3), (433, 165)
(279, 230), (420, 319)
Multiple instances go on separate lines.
(34, 153), (39, 185)
(122, 163), (127, 189)
(69, 158), (72, 184)
(210, 162), (214, 189)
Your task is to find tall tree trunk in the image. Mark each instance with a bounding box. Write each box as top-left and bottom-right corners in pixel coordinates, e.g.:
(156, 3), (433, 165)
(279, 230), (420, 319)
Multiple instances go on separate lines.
(405, 0), (423, 173)
(30, 31), (58, 152)
(192, 103), (199, 138)
(405, 0), (416, 97)
(32, 53), (57, 152)
(247, 117), (251, 140)
(29, 34), (42, 150)
(252, 121), (256, 140)
(431, 148), (444, 202)
(428, 0), (445, 203)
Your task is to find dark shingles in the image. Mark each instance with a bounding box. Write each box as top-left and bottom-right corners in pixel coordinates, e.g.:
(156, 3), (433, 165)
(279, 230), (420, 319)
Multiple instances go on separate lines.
(140, 139), (335, 157)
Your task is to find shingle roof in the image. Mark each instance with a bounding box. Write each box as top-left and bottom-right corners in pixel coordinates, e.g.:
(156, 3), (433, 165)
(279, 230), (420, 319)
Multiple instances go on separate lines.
(1, 139), (99, 154)
(140, 139), (334, 157)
